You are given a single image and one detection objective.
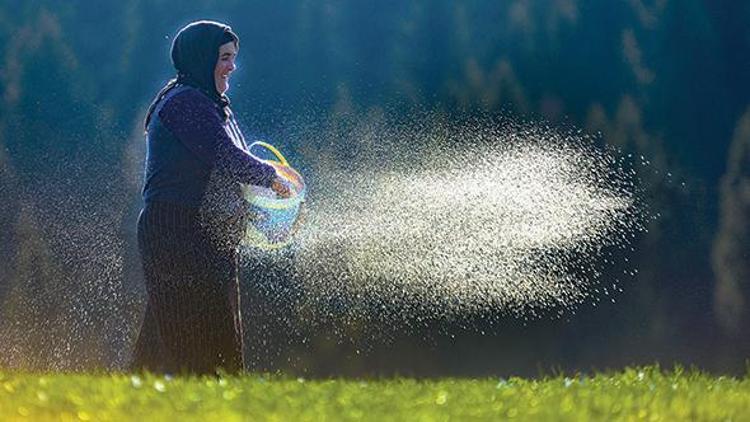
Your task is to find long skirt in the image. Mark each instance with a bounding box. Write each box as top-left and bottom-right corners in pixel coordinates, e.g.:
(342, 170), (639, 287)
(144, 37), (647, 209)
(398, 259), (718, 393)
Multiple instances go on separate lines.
(130, 201), (245, 374)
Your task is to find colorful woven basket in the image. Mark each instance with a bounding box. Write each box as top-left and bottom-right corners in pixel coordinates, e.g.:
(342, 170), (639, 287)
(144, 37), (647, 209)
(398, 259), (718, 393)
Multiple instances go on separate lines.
(241, 141), (306, 250)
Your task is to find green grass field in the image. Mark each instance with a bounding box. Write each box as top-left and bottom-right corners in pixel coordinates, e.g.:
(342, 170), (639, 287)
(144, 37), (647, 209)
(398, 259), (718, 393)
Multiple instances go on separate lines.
(1, 366), (748, 421)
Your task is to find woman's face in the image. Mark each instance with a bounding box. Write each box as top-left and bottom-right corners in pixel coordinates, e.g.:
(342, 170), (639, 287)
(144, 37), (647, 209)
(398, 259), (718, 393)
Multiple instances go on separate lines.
(214, 41), (237, 95)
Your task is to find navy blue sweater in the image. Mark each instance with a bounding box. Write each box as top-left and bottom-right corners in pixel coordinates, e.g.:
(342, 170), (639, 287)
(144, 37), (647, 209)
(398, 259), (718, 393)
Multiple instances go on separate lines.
(142, 85), (276, 215)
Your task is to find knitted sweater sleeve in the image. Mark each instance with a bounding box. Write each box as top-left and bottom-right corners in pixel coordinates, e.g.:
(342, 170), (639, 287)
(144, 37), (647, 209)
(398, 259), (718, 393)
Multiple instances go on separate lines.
(158, 89), (276, 187)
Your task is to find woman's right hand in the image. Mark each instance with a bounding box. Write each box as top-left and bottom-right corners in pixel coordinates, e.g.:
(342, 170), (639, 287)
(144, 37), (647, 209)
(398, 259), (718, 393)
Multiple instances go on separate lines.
(271, 177), (292, 198)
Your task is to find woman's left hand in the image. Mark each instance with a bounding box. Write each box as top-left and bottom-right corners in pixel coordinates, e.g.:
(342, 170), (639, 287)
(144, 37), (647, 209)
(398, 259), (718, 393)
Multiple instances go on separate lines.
(271, 177), (292, 198)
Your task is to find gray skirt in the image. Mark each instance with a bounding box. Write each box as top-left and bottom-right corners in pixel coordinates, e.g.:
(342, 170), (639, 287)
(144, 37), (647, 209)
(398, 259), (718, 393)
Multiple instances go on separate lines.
(130, 200), (245, 374)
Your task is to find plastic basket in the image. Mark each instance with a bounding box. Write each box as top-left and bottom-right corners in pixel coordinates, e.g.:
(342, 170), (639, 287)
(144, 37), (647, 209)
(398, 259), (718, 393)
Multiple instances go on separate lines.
(241, 141), (306, 250)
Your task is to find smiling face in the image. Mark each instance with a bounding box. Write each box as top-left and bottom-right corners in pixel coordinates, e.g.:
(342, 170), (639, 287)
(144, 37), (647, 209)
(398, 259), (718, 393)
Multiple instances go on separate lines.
(214, 41), (237, 95)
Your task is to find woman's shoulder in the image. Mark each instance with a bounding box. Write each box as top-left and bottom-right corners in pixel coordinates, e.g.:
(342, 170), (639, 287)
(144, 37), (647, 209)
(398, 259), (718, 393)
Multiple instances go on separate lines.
(164, 85), (216, 108)
(159, 85), (222, 118)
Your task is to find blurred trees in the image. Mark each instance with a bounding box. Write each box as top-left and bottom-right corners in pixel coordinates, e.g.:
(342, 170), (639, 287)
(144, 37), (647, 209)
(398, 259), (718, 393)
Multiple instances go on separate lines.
(713, 108), (750, 339)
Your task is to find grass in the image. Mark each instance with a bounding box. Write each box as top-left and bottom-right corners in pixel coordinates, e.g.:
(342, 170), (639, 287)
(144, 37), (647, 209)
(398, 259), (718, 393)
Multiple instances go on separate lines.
(0, 366), (748, 421)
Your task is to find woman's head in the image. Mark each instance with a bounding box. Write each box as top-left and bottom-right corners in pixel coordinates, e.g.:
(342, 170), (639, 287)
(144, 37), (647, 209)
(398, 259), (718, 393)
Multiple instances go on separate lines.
(171, 20), (239, 98)
(144, 20), (238, 130)
(214, 35), (237, 95)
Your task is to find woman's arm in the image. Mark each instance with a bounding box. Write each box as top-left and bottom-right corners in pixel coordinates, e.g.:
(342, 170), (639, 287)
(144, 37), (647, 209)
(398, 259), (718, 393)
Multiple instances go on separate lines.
(158, 89), (277, 187)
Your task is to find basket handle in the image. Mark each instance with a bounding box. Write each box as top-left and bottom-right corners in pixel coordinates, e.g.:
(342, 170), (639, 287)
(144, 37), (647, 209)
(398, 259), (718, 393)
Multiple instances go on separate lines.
(249, 141), (289, 167)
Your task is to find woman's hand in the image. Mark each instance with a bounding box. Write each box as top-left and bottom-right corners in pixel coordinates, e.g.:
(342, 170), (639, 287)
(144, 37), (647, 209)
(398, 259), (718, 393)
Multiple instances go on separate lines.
(271, 177), (292, 198)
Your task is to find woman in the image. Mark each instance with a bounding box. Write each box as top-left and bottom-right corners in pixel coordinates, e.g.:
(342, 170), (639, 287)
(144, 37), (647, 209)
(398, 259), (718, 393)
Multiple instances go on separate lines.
(131, 20), (289, 374)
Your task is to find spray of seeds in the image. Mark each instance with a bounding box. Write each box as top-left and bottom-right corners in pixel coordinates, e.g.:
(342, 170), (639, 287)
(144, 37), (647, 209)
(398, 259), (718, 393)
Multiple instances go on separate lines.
(242, 111), (645, 331)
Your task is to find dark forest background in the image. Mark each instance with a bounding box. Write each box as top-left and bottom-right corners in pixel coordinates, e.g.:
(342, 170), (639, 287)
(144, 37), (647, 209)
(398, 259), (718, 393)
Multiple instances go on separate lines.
(0, 1), (748, 376)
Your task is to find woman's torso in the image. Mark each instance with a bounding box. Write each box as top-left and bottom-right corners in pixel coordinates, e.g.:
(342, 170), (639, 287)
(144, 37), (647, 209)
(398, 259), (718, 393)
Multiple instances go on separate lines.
(142, 85), (250, 219)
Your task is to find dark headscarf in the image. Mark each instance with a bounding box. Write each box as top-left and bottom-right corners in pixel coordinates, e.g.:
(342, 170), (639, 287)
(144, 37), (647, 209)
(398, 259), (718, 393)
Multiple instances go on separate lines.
(145, 20), (239, 130)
